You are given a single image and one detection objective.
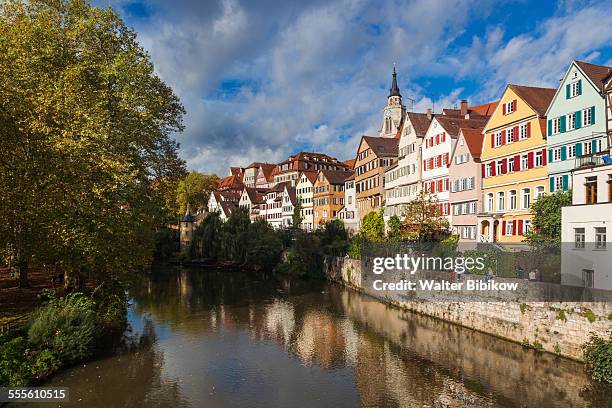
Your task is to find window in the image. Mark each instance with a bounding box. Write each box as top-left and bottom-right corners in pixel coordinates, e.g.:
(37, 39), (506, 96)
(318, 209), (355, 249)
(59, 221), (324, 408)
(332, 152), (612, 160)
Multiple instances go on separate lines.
(553, 147), (562, 162)
(554, 176), (564, 192)
(453, 205), (460, 216)
(506, 128), (514, 144)
(521, 154), (529, 170)
(509, 190), (517, 210)
(521, 188), (531, 209)
(523, 220), (532, 235)
(496, 161), (503, 175)
(569, 81), (580, 98)
(582, 269), (594, 288)
(552, 117), (561, 134)
(575, 228), (585, 249)
(583, 141), (592, 156)
(519, 123), (528, 140)
(586, 176), (597, 204)
(487, 193), (494, 212)
(535, 151), (543, 167)
(582, 107), (593, 126)
(494, 132), (503, 147)
(508, 159), (515, 173)
(485, 163), (492, 177)
(536, 186), (545, 200)
(505, 221), (514, 236)
(595, 227), (607, 250)
(567, 112), (576, 130)
(504, 100), (516, 114)
(497, 191), (505, 211)
(567, 145), (575, 159)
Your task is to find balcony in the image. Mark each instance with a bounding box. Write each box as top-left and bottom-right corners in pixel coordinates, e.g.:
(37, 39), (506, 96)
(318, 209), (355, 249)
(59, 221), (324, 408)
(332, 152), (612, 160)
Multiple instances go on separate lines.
(575, 151), (612, 170)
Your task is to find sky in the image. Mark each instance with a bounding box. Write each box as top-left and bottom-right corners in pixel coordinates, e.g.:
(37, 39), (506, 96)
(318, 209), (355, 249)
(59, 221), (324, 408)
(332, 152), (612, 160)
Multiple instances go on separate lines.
(95, 0), (612, 176)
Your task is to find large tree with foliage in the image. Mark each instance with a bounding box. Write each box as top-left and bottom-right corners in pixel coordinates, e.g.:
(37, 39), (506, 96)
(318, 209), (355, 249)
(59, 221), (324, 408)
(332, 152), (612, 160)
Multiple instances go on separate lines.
(175, 171), (219, 217)
(0, 0), (185, 288)
(360, 209), (385, 242)
(525, 191), (572, 245)
(401, 191), (450, 242)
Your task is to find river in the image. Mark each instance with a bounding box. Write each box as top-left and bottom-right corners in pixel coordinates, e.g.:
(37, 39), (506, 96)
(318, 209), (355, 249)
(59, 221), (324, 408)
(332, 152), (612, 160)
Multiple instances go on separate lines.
(18, 267), (612, 407)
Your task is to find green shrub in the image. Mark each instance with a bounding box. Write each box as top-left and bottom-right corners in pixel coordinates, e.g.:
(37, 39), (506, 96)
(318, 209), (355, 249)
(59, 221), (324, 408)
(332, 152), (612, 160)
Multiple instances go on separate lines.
(583, 333), (612, 383)
(582, 308), (597, 323)
(0, 336), (32, 386)
(28, 293), (96, 363)
(347, 236), (363, 259)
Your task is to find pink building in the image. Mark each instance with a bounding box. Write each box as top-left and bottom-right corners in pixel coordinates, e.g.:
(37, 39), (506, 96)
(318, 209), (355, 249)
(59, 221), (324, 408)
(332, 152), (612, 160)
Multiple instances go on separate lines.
(448, 127), (486, 245)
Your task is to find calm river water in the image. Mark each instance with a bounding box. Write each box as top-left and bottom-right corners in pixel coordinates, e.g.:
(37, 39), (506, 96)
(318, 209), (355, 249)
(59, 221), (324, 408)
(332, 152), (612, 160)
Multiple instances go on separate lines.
(20, 267), (612, 407)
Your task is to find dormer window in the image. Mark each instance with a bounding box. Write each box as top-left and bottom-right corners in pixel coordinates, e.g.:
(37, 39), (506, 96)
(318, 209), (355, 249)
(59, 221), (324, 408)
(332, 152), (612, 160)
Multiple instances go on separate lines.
(503, 100), (516, 115)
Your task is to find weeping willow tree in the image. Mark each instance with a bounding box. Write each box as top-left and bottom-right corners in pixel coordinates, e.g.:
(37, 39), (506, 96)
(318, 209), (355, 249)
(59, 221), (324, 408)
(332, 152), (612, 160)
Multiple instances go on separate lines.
(0, 0), (185, 288)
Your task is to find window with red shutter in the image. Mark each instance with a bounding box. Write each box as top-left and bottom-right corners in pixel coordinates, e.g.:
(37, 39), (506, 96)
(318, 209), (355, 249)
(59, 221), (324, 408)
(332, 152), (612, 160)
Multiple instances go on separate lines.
(445, 153), (449, 165)
(527, 152), (534, 168)
(518, 220), (524, 235)
(512, 100), (517, 111)
(435, 134), (439, 145)
(481, 164), (486, 178)
(513, 126), (519, 142)
(438, 179), (443, 192)
(491, 160), (496, 176)
(423, 160), (427, 170)
(512, 220), (517, 235)
(445, 179), (450, 191)
(491, 135), (494, 148)
(442, 133), (446, 143)
(502, 104), (507, 115)
(526, 122), (531, 138)
(514, 155), (520, 170)
(502, 220), (506, 234)
(501, 158), (507, 174)
(542, 148), (547, 165)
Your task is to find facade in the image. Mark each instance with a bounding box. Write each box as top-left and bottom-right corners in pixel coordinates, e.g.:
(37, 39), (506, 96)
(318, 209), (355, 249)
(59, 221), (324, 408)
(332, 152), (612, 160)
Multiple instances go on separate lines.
(561, 161), (612, 290)
(244, 162), (274, 188)
(274, 152), (349, 186)
(478, 85), (555, 244)
(338, 174), (359, 234)
(313, 170), (353, 227)
(383, 111), (432, 221)
(295, 171), (317, 231)
(421, 106), (489, 221)
(545, 61), (611, 193)
(379, 67), (405, 138)
(239, 187), (266, 221)
(259, 183), (288, 229)
(207, 191), (238, 220)
(448, 128), (485, 245)
(281, 185), (297, 228)
(255, 163), (277, 188)
(355, 136), (398, 218)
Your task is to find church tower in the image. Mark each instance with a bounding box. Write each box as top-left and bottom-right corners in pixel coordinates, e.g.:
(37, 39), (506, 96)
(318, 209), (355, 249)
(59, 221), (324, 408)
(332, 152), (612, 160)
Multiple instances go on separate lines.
(380, 67), (405, 138)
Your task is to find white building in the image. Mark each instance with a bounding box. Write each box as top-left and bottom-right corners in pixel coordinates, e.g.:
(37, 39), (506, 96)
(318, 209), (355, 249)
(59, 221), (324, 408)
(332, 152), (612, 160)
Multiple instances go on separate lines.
(281, 185), (297, 228)
(338, 173), (359, 234)
(259, 182), (289, 229)
(384, 111), (432, 222)
(296, 171), (317, 231)
(562, 156), (612, 290)
(207, 191), (237, 221)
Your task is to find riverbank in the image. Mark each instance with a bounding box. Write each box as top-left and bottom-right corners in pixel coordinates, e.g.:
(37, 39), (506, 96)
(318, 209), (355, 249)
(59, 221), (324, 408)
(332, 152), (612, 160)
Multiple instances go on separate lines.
(325, 256), (612, 362)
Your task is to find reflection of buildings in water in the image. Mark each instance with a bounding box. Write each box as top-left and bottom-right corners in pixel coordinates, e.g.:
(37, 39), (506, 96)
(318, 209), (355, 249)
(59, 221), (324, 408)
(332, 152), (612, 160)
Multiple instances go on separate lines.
(293, 310), (346, 369)
(340, 318), (358, 367)
(264, 299), (296, 348)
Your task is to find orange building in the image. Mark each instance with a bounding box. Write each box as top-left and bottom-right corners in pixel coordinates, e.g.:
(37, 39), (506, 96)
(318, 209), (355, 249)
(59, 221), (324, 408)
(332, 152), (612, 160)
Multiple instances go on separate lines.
(313, 169), (354, 227)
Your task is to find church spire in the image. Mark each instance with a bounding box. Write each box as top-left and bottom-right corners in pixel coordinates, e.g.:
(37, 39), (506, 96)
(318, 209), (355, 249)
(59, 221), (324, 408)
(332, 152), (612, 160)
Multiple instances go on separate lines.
(389, 66), (401, 98)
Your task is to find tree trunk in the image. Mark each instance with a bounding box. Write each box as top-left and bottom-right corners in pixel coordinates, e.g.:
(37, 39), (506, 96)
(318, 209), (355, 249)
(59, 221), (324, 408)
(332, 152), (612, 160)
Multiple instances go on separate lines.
(17, 257), (29, 288)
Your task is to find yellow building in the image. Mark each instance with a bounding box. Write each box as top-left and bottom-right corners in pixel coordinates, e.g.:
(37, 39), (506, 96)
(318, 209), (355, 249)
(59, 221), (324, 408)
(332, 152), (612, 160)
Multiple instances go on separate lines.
(478, 85), (556, 244)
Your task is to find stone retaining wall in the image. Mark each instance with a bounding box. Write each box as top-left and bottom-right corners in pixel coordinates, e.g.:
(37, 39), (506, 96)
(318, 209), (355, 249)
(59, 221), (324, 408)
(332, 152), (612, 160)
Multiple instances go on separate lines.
(325, 256), (612, 361)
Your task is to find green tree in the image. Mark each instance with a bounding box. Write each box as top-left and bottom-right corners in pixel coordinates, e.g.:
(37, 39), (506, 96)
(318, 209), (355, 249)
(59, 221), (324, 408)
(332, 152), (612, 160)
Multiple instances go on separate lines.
(525, 191), (571, 245)
(318, 219), (349, 256)
(292, 199), (303, 229)
(387, 215), (403, 242)
(0, 0), (185, 288)
(401, 191), (450, 242)
(360, 209), (385, 242)
(175, 171), (220, 217)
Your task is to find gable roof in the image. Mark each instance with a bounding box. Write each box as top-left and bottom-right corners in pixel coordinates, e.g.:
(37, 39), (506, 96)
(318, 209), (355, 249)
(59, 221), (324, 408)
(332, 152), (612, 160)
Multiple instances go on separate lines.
(575, 60), (612, 92)
(405, 112), (434, 136)
(507, 84), (556, 116)
(320, 169), (355, 185)
(361, 136), (399, 157)
(435, 116), (488, 137)
(283, 185), (297, 205)
(246, 161), (274, 169)
(299, 170), (318, 184)
(343, 159), (356, 169)
(459, 128), (485, 159)
(243, 187), (265, 204)
(258, 163), (276, 181)
(469, 101), (499, 116)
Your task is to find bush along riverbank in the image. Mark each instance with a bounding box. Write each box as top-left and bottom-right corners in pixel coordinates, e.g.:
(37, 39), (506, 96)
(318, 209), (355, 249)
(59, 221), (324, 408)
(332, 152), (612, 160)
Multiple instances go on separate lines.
(0, 286), (127, 387)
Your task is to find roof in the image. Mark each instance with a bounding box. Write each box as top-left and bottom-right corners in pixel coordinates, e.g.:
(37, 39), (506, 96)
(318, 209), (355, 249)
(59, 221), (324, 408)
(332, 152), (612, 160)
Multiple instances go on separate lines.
(284, 185), (297, 205)
(405, 112), (434, 136)
(389, 66), (401, 98)
(469, 101), (499, 116)
(269, 181), (291, 193)
(229, 167), (243, 177)
(246, 161), (274, 169)
(361, 136), (399, 157)
(320, 169), (355, 185)
(575, 60), (612, 91)
(299, 170), (318, 184)
(259, 163), (276, 181)
(243, 187), (266, 204)
(343, 159), (356, 169)
(218, 174), (244, 191)
(435, 116), (488, 137)
(219, 201), (236, 217)
(507, 84), (556, 116)
(345, 173), (355, 181)
(459, 128), (485, 159)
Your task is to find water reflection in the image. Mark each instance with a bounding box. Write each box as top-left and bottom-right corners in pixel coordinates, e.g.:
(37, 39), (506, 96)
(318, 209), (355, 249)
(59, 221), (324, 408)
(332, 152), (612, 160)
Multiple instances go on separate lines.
(19, 266), (612, 408)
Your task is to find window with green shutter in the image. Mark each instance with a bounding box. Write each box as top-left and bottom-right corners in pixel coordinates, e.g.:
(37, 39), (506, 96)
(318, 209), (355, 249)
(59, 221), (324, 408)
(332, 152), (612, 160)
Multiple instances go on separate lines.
(560, 116), (566, 133)
(547, 119), (552, 136)
(549, 177), (555, 192)
(591, 106), (595, 124)
(566, 83), (570, 99)
(575, 110), (581, 128)
(561, 146), (567, 161)
(576, 142), (582, 157)
(577, 80), (582, 96)
(562, 175), (569, 191)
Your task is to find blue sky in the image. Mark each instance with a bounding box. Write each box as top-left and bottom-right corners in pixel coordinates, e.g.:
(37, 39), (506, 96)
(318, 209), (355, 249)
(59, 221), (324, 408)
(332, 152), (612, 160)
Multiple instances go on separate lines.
(96, 0), (612, 175)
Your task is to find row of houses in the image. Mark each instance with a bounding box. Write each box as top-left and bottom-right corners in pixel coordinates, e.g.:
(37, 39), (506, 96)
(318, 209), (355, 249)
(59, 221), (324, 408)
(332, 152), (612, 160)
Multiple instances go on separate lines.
(205, 60), (612, 249)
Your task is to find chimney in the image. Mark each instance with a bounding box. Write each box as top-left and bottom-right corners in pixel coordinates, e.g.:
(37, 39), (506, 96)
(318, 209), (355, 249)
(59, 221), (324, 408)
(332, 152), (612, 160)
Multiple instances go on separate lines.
(426, 108), (433, 120)
(460, 99), (468, 117)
